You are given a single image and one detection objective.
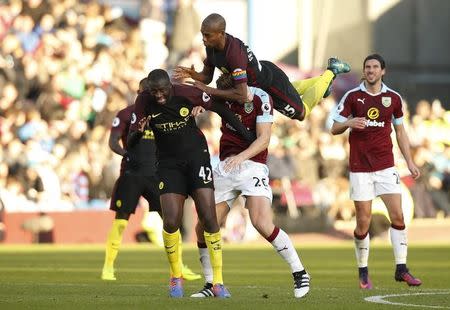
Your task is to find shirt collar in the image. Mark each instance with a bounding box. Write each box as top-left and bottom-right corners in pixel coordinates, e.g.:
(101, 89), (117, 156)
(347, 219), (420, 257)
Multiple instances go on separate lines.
(359, 82), (388, 95)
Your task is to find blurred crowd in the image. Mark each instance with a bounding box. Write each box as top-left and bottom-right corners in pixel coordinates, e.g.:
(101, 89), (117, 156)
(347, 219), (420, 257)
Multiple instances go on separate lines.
(0, 0), (449, 226)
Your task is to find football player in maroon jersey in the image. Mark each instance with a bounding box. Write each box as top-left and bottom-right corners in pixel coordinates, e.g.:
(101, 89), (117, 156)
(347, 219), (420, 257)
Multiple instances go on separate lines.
(190, 73), (310, 299)
(174, 13), (350, 121)
(331, 54), (421, 289)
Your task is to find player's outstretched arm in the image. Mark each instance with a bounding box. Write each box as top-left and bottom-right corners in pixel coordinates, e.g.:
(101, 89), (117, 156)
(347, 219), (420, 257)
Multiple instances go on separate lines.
(209, 100), (256, 142)
(173, 64), (215, 84)
(187, 79), (248, 103)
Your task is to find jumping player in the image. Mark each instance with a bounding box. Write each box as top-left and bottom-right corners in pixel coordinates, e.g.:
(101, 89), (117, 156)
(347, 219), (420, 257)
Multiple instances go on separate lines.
(174, 13), (351, 121)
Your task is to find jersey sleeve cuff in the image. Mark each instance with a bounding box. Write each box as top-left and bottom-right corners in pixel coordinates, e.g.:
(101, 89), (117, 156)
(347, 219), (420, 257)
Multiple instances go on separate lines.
(333, 114), (348, 123)
(392, 116), (403, 125)
(256, 115), (274, 123)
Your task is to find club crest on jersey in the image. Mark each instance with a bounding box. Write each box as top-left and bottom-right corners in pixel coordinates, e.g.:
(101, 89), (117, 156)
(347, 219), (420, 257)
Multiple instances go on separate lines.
(244, 102), (254, 113)
(179, 107), (189, 117)
(382, 97), (392, 107)
(159, 182), (164, 189)
(367, 107), (379, 120)
(112, 117), (120, 127)
(131, 113), (137, 124)
(116, 200), (122, 208)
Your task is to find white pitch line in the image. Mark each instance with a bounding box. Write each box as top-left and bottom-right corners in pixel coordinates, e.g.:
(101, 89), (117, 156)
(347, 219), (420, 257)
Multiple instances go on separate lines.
(365, 291), (450, 309)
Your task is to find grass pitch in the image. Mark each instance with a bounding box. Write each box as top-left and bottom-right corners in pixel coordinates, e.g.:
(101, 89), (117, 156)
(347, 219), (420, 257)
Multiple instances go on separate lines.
(0, 243), (449, 309)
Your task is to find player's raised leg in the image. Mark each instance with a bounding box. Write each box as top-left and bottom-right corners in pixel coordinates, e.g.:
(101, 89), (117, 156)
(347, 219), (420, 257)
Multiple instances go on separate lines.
(247, 196), (310, 298)
(292, 57), (350, 117)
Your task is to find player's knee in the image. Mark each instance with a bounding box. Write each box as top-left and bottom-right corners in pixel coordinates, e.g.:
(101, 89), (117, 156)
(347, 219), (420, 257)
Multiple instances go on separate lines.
(294, 110), (305, 121)
(163, 218), (179, 232)
(355, 218), (371, 234)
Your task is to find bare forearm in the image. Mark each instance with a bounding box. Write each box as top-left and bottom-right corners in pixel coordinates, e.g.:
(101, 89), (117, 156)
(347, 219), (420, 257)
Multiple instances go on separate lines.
(331, 117), (366, 135)
(331, 121), (349, 135)
(209, 87), (247, 103)
(109, 142), (126, 156)
(191, 71), (211, 84)
(396, 130), (414, 163)
(238, 133), (270, 161)
(109, 132), (126, 156)
(209, 101), (256, 142)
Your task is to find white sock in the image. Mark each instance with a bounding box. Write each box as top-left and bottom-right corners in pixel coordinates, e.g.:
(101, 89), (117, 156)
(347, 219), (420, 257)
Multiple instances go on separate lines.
(198, 247), (213, 283)
(270, 228), (304, 273)
(354, 233), (370, 268)
(390, 227), (407, 264)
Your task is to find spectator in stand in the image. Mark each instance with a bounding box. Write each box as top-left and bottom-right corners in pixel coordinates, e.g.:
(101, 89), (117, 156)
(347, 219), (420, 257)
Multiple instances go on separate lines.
(167, 0), (201, 68)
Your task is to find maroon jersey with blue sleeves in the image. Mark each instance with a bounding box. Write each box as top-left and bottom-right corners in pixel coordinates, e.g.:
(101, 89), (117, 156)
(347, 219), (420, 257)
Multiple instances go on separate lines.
(333, 82), (404, 172)
(219, 87), (273, 164)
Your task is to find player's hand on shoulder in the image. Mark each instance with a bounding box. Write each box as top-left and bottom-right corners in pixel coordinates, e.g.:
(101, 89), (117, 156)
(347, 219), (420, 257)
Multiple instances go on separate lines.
(347, 117), (367, 130)
(191, 106), (205, 117)
(173, 65), (195, 80)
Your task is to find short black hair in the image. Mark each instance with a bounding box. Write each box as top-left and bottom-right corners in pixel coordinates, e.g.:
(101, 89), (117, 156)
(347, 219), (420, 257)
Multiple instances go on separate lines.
(147, 69), (170, 85)
(202, 13), (226, 32)
(364, 53), (386, 69)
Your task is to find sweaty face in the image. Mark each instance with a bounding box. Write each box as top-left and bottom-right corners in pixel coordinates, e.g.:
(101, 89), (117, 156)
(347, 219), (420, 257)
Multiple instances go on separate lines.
(363, 59), (385, 85)
(200, 24), (224, 49)
(148, 80), (171, 105)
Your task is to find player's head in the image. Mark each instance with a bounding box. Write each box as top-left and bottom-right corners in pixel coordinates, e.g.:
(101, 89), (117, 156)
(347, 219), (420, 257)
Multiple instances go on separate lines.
(200, 13), (226, 49)
(363, 53), (386, 85)
(216, 73), (233, 90)
(147, 69), (172, 105)
(138, 77), (148, 94)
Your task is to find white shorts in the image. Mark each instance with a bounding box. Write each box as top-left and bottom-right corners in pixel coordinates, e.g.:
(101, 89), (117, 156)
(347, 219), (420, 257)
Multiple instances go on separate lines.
(213, 159), (273, 207)
(349, 167), (401, 201)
